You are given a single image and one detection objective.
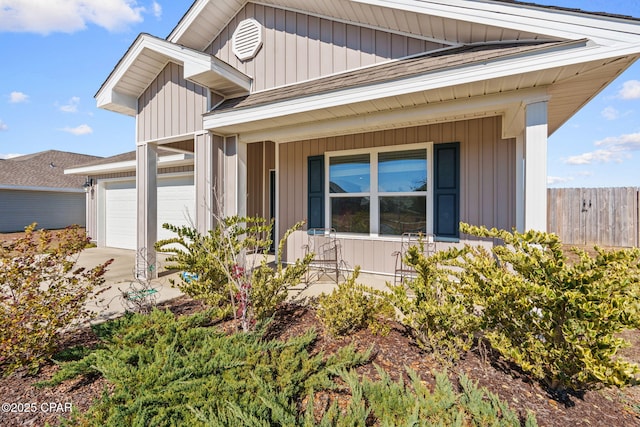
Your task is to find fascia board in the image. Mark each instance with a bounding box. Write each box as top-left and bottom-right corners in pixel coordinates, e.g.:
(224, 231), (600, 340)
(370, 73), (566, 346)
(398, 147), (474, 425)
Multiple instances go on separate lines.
(95, 34), (149, 106)
(0, 185), (84, 193)
(96, 34), (250, 114)
(167, 0), (212, 45)
(96, 89), (137, 116)
(355, 0), (640, 45)
(237, 87), (548, 143)
(64, 154), (194, 176)
(183, 55), (252, 92)
(205, 41), (613, 130)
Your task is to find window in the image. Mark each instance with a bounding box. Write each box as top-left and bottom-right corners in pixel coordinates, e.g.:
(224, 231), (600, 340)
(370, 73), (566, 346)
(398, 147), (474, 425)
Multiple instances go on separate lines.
(327, 144), (431, 236)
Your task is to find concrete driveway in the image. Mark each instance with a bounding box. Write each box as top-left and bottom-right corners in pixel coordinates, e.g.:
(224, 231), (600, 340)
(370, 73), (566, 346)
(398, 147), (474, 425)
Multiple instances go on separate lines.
(75, 247), (183, 321)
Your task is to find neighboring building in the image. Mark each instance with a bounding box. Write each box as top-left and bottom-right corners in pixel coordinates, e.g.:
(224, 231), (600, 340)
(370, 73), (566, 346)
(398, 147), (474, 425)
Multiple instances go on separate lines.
(65, 149), (194, 249)
(80, 0), (640, 274)
(0, 150), (101, 232)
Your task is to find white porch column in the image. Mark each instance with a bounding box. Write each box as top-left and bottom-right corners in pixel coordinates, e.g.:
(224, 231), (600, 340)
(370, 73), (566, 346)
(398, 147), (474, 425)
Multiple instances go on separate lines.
(195, 131), (214, 233)
(515, 135), (525, 232)
(223, 135), (247, 217)
(136, 143), (158, 279)
(523, 101), (548, 232)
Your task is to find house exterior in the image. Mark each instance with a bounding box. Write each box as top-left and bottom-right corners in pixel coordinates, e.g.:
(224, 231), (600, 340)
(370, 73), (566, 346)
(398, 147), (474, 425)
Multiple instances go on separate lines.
(0, 150), (100, 232)
(86, 0), (640, 275)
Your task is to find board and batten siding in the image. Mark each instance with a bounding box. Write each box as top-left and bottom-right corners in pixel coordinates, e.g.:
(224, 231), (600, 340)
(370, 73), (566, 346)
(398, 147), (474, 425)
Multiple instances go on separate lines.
(207, 3), (446, 92)
(0, 190), (86, 232)
(278, 116), (516, 274)
(137, 62), (209, 143)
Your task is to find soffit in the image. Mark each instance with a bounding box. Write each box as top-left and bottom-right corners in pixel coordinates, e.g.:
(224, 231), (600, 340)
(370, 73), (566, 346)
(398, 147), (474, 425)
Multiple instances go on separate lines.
(95, 34), (251, 116)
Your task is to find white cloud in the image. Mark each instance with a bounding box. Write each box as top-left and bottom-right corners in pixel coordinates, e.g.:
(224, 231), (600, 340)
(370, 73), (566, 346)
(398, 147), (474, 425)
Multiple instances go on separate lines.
(618, 80), (640, 100)
(547, 176), (574, 185)
(9, 91), (28, 103)
(152, 1), (162, 19)
(58, 96), (81, 113)
(0, 153), (23, 159)
(565, 132), (640, 165)
(59, 124), (93, 135)
(0, 119), (7, 131)
(601, 106), (619, 120)
(0, 0), (145, 34)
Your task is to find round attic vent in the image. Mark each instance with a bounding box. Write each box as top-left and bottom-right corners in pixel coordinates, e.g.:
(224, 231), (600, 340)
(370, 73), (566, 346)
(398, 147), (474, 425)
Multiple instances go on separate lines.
(232, 18), (263, 61)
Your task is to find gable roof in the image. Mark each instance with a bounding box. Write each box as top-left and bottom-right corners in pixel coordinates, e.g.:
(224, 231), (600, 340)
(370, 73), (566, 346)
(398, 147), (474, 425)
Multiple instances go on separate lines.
(98, 0), (640, 145)
(0, 150), (101, 192)
(95, 33), (252, 116)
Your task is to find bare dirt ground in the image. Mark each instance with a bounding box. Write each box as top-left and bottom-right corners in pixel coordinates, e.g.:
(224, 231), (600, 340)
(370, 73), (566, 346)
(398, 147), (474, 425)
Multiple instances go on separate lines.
(0, 295), (639, 427)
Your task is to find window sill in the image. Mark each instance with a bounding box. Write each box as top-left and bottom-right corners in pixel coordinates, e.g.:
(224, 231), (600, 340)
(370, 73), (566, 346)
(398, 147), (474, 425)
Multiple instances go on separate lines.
(328, 233), (459, 244)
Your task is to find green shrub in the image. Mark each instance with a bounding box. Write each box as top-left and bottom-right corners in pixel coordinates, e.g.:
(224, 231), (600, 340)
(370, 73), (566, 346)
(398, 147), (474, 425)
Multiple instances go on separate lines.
(46, 308), (533, 427)
(45, 308), (370, 426)
(332, 368), (537, 427)
(156, 217), (312, 331)
(317, 267), (394, 337)
(388, 224), (640, 390)
(387, 243), (482, 362)
(0, 224), (111, 375)
(454, 223), (640, 391)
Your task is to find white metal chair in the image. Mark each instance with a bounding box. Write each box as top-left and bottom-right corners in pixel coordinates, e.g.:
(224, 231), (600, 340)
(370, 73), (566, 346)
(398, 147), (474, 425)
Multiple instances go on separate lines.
(303, 228), (341, 283)
(392, 232), (436, 286)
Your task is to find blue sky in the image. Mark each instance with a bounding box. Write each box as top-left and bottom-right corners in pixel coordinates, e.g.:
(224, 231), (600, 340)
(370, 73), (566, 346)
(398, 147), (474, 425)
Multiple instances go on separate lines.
(0, 0), (639, 188)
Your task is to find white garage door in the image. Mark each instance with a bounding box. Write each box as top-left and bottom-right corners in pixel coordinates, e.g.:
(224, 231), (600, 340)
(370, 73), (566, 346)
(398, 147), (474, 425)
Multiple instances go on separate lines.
(103, 175), (195, 250)
(104, 180), (137, 249)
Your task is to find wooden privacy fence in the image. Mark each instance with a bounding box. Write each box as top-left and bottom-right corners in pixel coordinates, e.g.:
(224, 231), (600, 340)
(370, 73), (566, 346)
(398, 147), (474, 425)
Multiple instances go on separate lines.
(547, 187), (640, 248)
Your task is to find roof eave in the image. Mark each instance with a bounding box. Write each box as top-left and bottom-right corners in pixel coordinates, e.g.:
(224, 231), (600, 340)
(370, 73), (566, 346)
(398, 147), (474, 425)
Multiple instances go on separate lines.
(95, 34), (251, 116)
(65, 153), (195, 176)
(204, 39), (596, 131)
(0, 185), (85, 193)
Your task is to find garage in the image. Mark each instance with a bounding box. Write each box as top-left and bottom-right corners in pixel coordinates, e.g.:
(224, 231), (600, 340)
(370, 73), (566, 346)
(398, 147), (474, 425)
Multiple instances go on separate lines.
(102, 174), (195, 249)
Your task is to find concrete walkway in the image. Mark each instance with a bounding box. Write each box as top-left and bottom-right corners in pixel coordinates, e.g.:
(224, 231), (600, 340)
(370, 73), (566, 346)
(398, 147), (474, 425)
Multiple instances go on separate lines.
(75, 247), (395, 322)
(75, 247), (183, 322)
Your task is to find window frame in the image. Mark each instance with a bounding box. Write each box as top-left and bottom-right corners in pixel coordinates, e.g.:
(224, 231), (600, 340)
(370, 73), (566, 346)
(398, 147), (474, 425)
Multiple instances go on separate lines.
(324, 142), (433, 237)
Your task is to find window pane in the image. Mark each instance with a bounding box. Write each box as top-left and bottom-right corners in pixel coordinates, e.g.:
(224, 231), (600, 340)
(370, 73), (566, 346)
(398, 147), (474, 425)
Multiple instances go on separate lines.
(379, 196), (426, 235)
(330, 154), (370, 193)
(378, 149), (427, 192)
(331, 197), (370, 233)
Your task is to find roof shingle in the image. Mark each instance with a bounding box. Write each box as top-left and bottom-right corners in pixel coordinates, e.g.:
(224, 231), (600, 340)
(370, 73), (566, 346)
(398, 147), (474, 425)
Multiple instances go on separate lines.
(0, 150), (102, 189)
(211, 40), (573, 114)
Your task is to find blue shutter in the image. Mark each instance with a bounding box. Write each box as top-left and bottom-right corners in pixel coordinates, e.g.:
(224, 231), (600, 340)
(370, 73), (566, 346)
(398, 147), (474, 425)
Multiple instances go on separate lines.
(307, 155), (324, 229)
(434, 142), (460, 240)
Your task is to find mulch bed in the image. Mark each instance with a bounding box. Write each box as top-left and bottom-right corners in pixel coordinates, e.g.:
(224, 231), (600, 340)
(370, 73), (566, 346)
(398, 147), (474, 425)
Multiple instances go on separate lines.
(1, 295), (639, 426)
